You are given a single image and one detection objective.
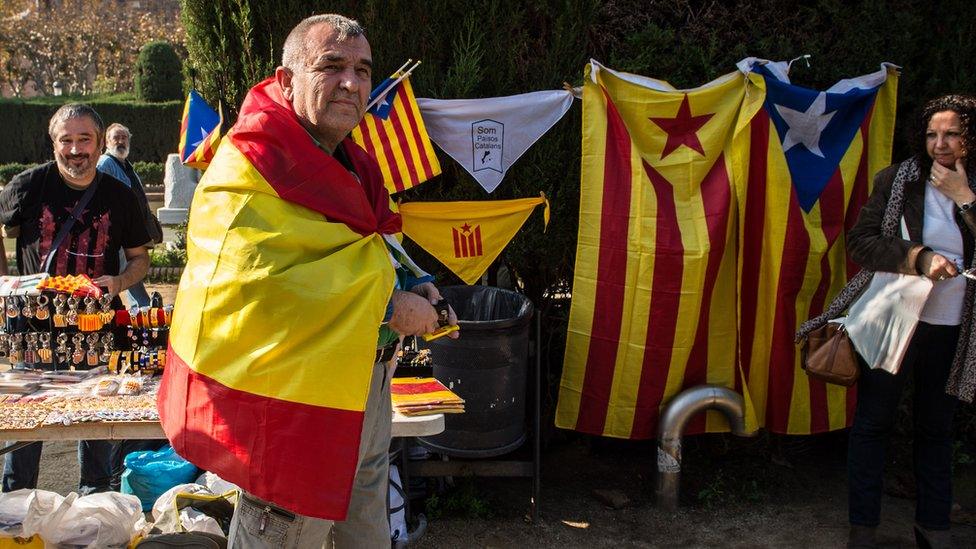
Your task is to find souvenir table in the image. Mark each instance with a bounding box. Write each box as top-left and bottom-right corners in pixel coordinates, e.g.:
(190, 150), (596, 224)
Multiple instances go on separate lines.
(0, 274), (444, 455)
(0, 373), (444, 456)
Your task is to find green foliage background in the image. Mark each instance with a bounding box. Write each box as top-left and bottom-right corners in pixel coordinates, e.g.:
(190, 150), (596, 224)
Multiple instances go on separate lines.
(0, 99), (182, 164)
(135, 41), (185, 102)
(180, 0), (975, 312)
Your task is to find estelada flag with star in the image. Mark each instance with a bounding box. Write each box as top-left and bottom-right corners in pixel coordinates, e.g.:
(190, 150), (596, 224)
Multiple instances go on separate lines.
(350, 62), (441, 194)
(177, 89), (224, 170)
(399, 194), (548, 284)
(736, 61), (897, 435)
(556, 60), (764, 439)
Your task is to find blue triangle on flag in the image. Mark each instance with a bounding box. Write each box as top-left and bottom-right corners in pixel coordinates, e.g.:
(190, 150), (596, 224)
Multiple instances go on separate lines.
(366, 77), (399, 120)
(758, 67), (880, 212)
(181, 90), (220, 163)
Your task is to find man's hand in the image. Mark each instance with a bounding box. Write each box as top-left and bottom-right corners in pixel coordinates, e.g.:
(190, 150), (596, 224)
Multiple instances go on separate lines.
(95, 245), (150, 297)
(410, 282), (460, 339)
(389, 290), (440, 336)
(92, 274), (122, 296)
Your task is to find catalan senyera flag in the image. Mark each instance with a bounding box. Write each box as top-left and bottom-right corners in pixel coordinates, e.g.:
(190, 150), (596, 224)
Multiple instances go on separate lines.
(158, 77), (401, 519)
(556, 61), (764, 439)
(178, 89), (224, 170)
(350, 71), (441, 194)
(737, 63), (898, 434)
(399, 194), (549, 284)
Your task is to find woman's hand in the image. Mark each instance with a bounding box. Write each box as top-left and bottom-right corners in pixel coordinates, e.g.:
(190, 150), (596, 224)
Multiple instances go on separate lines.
(918, 250), (959, 281)
(930, 158), (975, 207)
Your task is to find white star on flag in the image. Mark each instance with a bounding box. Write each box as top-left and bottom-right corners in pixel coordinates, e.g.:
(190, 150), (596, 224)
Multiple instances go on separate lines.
(190, 127), (208, 148)
(774, 92), (835, 158)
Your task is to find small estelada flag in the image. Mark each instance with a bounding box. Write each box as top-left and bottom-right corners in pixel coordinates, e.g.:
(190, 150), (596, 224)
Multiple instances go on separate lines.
(399, 194), (549, 284)
(178, 89), (224, 170)
(350, 61), (441, 194)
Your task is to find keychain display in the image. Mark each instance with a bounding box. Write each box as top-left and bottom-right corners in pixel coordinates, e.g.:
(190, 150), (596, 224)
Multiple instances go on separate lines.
(1, 287), (171, 374)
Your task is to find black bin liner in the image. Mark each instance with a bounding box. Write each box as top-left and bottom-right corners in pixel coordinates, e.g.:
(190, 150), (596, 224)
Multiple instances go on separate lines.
(418, 285), (533, 458)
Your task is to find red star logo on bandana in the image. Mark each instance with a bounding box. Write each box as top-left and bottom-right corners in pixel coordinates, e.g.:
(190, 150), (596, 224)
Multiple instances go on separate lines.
(649, 94), (714, 159)
(460, 223), (472, 233)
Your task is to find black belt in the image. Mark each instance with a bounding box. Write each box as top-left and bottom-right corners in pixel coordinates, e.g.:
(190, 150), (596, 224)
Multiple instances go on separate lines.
(375, 343), (398, 363)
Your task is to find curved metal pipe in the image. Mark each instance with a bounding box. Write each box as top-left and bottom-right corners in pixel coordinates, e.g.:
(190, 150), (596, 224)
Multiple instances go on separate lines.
(655, 385), (755, 511)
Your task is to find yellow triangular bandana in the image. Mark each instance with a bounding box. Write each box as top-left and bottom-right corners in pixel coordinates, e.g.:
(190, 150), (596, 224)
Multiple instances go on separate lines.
(399, 193), (549, 284)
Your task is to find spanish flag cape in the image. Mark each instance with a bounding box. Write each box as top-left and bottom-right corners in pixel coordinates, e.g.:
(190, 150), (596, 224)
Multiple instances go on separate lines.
(158, 77), (400, 519)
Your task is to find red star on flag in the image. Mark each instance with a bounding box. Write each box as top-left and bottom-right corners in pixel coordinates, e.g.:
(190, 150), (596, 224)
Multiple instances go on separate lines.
(649, 94), (714, 159)
(460, 223), (472, 233)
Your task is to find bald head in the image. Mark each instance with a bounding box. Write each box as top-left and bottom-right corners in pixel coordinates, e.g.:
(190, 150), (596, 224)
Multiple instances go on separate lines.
(281, 14), (365, 71)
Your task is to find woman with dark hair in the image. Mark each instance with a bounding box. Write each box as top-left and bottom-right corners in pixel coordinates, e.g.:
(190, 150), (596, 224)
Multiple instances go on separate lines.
(800, 94), (976, 548)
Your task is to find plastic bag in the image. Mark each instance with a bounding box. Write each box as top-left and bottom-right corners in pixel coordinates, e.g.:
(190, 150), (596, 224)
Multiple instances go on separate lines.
(152, 484), (213, 533)
(195, 471), (240, 496)
(0, 489), (34, 537)
(122, 445), (198, 511)
(46, 492), (143, 548)
(152, 483), (235, 537)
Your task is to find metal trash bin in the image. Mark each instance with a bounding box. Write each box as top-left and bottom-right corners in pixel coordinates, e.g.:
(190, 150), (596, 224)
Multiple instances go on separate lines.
(418, 285), (533, 458)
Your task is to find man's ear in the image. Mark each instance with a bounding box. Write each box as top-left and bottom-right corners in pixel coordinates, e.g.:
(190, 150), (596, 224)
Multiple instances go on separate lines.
(275, 66), (294, 101)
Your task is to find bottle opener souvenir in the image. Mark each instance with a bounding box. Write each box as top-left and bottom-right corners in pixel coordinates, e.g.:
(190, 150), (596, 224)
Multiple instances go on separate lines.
(52, 294), (68, 327)
(55, 333), (70, 364)
(78, 297), (102, 331)
(71, 333), (85, 366)
(0, 333), (8, 358)
(34, 294), (50, 321)
(23, 333), (38, 365)
(86, 333), (100, 366)
(20, 296), (33, 319)
(100, 333), (114, 362)
(66, 296), (79, 326)
(99, 295), (114, 325)
(8, 333), (23, 363)
(38, 332), (53, 364)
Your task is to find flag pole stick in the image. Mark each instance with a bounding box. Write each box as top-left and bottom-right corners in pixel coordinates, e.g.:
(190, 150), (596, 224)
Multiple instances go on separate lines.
(364, 60), (422, 113)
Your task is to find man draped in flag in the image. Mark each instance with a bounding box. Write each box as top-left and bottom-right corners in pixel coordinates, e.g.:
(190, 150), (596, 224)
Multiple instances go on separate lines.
(736, 62), (897, 435)
(177, 89), (223, 170)
(158, 14), (456, 547)
(556, 61), (763, 440)
(350, 62), (441, 194)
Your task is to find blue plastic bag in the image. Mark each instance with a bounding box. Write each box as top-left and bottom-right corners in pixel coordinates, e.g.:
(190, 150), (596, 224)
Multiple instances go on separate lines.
(121, 445), (198, 511)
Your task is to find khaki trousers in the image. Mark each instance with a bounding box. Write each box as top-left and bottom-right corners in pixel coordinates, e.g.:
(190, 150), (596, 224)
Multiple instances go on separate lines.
(228, 360), (393, 548)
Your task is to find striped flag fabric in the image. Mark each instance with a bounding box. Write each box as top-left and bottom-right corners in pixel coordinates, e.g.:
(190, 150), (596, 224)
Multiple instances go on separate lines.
(555, 61), (763, 439)
(159, 77), (401, 519)
(350, 70), (441, 194)
(737, 63), (898, 434)
(177, 89), (224, 170)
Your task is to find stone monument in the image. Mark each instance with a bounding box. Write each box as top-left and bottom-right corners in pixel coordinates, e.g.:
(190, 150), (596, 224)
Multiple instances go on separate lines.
(157, 153), (201, 225)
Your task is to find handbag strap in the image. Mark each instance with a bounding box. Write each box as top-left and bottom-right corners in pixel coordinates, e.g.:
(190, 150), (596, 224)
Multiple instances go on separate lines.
(796, 158), (920, 340)
(42, 174), (101, 274)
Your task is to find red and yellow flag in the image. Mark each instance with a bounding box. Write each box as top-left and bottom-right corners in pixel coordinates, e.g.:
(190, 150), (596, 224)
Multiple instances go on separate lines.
(350, 75), (441, 194)
(399, 194), (548, 284)
(736, 65), (898, 434)
(159, 78), (400, 519)
(555, 62), (763, 439)
(177, 89), (224, 170)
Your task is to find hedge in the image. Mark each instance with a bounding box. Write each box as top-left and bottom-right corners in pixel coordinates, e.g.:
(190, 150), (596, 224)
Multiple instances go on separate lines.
(135, 41), (184, 102)
(0, 162), (165, 186)
(0, 98), (183, 164)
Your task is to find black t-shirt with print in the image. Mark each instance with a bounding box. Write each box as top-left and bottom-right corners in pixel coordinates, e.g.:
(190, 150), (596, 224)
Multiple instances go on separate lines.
(0, 162), (151, 277)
